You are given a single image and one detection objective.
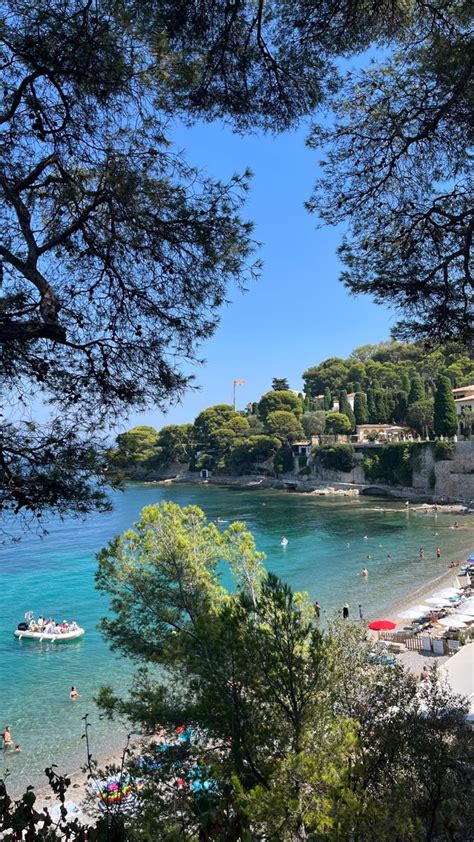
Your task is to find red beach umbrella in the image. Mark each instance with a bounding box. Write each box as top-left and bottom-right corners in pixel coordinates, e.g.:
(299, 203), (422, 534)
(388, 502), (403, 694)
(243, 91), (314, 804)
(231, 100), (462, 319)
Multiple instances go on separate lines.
(368, 620), (397, 631)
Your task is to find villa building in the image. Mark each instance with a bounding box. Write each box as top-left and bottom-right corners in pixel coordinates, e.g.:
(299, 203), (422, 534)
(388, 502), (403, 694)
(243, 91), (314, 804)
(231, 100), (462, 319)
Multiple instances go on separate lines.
(354, 424), (412, 443)
(452, 384), (474, 416)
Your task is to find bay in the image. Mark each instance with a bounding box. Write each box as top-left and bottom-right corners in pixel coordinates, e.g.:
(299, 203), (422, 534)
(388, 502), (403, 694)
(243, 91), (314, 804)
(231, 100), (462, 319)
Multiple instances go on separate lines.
(1, 483), (473, 792)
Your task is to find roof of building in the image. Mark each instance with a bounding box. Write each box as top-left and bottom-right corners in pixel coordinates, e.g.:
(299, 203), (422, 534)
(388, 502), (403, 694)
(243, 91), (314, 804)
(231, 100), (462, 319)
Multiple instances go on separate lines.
(356, 424), (407, 430)
(293, 440), (311, 445)
(454, 396), (474, 403)
(452, 385), (474, 394)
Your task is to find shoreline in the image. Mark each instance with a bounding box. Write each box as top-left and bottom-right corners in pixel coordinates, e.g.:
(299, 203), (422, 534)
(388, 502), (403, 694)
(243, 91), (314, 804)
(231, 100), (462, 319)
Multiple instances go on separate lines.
(138, 474), (474, 508)
(27, 564), (472, 820)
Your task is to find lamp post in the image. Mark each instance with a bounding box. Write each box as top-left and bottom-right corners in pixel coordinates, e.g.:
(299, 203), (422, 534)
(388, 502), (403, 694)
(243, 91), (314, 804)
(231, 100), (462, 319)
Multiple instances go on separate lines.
(233, 379), (246, 410)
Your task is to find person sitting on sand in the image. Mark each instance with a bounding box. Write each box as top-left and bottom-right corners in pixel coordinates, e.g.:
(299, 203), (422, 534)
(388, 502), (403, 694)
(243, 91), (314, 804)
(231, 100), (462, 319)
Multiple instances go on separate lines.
(69, 686), (79, 700)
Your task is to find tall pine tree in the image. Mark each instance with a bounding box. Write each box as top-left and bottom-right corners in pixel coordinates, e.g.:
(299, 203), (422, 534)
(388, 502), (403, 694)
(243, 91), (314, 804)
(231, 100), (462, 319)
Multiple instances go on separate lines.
(353, 392), (369, 425)
(408, 374), (424, 405)
(433, 377), (458, 438)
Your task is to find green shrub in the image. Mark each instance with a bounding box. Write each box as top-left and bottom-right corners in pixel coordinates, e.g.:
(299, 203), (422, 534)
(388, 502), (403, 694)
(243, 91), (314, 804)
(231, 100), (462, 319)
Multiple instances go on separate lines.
(362, 454), (380, 481)
(274, 444), (294, 474)
(314, 444), (356, 472)
(434, 440), (455, 460)
(361, 442), (426, 485)
(299, 465), (311, 475)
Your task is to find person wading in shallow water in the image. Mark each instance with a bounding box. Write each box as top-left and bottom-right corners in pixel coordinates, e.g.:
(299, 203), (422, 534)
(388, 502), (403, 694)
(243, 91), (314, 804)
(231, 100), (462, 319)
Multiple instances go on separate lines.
(313, 601), (321, 618)
(3, 726), (12, 749)
(69, 686), (79, 700)
(342, 604), (349, 620)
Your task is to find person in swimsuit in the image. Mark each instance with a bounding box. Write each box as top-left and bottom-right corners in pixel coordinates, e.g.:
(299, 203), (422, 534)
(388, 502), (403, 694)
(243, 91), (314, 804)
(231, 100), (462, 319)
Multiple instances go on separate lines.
(3, 726), (12, 749)
(69, 686), (79, 700)
(14, 744), (21, 753)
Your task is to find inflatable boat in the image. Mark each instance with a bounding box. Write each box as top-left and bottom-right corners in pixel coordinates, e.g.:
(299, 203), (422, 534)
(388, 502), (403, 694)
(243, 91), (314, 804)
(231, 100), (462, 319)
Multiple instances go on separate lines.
(14, 613), (84, 642)
(14, 626), (85, 642)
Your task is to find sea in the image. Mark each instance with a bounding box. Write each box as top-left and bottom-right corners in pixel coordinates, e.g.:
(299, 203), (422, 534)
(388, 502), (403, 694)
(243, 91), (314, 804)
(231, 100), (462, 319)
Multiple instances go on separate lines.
(1, 482), (473, 792)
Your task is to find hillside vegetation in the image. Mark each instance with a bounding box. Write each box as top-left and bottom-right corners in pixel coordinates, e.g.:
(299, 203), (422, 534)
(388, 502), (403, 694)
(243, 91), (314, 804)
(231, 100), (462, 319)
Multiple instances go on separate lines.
(110, 341), (474, 478)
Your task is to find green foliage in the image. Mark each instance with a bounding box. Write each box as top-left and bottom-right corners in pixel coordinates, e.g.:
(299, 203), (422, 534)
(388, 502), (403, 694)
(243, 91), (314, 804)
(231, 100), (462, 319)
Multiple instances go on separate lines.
(314, 443), (355, 472)
(434, 377), (459, 437)
(157, 424), (194, 465)
(338, 389), (356, 429)
(258, 390), (303, 421)
(273, 444), (294, 474)
(115, 426), (159, 463)
(300, 411), (326, 436)
(406, 399), (434, 437)
(393, 390), (408, 424)
(323, 386), (333, 410)
(193, 405), (243, 447)
(271, 377), (289, 391)
(325, 411), (352, 434)
(353, 391), (369, 425)
(264, 410), (304, 442)
(408, 374), (425, 405)
(225, 435), (280, 474)
(362, 443), (426, 486)
(434, 440), (456, 461)
(94, 502), (474, 841)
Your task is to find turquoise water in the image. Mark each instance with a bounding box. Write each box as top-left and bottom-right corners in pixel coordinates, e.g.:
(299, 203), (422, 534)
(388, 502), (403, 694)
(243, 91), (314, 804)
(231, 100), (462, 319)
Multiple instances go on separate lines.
(1, 483), (473, 792)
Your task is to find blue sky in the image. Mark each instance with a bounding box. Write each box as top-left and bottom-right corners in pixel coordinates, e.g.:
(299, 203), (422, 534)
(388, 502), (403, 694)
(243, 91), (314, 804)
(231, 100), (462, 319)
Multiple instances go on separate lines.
(122, 119), (394, 431)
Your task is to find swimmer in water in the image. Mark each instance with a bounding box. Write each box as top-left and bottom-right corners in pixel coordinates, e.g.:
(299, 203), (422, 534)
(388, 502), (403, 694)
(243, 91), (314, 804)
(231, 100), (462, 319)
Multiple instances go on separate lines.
(363, 535), (368, 540)
(361, 568), (368, 577)
(387, 554), (392, 560)
(436, 547), (441, 558)
(69, 686), (79, 700)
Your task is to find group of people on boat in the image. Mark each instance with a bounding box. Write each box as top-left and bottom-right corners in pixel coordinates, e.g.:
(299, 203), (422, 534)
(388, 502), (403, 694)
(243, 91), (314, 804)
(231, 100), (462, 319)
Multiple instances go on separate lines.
(28, 617), (79, 635)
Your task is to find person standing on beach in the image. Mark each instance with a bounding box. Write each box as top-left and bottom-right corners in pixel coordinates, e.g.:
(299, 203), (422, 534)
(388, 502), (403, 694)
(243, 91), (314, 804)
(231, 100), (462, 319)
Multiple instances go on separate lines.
(3, 726), (12, 749)
(342, 604), (349, 620)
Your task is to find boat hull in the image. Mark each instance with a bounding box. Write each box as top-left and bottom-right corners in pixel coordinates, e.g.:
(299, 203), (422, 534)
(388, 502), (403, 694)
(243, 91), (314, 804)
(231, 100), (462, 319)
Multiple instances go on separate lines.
(14, 628), (85, 642)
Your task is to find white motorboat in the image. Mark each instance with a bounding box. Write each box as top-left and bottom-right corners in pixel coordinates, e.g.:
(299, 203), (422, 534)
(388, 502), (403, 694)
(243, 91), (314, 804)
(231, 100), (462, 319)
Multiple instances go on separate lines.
(14, 612), (84, 642)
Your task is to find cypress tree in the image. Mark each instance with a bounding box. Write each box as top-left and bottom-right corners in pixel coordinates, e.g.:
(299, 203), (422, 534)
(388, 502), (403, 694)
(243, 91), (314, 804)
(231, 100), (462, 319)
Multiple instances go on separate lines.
(374, 391), (387, 423)
(385, 390), (396, 422)
(433, 377), (458, 437)
(338, 390), (355, 429)
(408, 374), (424, 405)
(401, 372), (411, 394)
(367, 389), (377, 423)
(393, 391), (408, 424)
(323, 387), (332, 411)
(354, 392), (369, 425)
(353, 381), (362, 394)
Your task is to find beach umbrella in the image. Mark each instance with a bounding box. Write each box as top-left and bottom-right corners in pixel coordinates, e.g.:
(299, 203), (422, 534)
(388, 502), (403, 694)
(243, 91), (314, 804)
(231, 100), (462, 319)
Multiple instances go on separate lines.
(398, 605), (432, 620)
(437, 617), (467, 629)
(368, 620), (397, 631)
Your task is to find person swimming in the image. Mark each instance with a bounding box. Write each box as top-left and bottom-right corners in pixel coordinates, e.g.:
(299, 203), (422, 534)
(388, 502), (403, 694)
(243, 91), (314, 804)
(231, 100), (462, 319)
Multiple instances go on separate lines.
(280, 536), (288, 546)
(69, 686), (79, 700)
(360, 568), (368, 577)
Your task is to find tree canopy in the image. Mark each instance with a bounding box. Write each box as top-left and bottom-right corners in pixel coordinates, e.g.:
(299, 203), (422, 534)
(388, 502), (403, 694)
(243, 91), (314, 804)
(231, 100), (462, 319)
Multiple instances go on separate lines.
(92, 501), (474, 841)
(2, 1), (472, 526)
